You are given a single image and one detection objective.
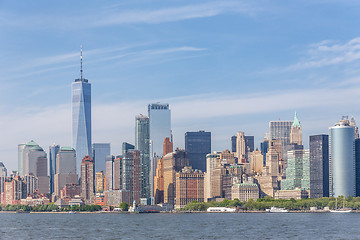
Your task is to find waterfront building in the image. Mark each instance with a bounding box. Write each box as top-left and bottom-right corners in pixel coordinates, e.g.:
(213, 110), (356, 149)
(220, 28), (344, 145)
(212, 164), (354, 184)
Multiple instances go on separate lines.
(113, 156), (122, 190)
(204, 152), (220, 201)
(329, 118), (355, 197)
(210, 164), (242, 200)
(281, 149), (310, 190)
(236, 132), (246, 162)
(231, 182), (259, 201)
(185, 131), (211, 172)
(309, 134), (329, 198)
(135, 114), (151, 199)
(163, 149), (189, 206)
(105, 155), (114, 191)
(49, 144), (60, 194)
(92, 143), (110, 173)
(0, 162), (7, 177)
(274, 189), (309, 200)
(250, 150), (263, 174)
(104, 189), (131, 206)
(269, 119), (292, 159)
(80, 156), (94, 205)
(60, 183), (81, 202)
(54, 147), (78, 196)
(175, 166), (204, 209)
(3, 177), (26, 205)
(72, 48), (92, 176)
(95, 171), (106, 192)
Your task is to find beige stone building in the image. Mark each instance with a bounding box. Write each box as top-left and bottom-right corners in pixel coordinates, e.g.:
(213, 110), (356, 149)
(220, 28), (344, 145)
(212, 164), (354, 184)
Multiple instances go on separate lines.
(274, 189), (309, 200)
(95, 171), (106, 192)
(231, 182), (259, 201)
(236, 132), (246, 161)
(250, 150), (263, 174)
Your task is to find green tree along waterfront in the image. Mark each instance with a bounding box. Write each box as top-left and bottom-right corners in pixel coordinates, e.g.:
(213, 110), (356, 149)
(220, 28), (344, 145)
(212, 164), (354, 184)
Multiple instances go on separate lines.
(0, 204), (102, 212)
(182, 197), (360, 211)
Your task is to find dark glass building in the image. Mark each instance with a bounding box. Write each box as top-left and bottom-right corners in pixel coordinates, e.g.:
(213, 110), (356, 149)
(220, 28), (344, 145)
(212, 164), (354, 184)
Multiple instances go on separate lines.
(49, 144), (60, 194)
(355, 139), (360, 197)
(260, 141), (269, 165)
(309, 134), (329, 198)
(231, 135), (237, 153)
(185, 131), (211, 172)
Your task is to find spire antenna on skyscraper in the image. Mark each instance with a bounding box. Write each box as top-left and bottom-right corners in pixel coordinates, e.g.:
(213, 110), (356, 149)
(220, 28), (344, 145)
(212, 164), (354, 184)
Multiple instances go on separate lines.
(80, 45), (83, 81)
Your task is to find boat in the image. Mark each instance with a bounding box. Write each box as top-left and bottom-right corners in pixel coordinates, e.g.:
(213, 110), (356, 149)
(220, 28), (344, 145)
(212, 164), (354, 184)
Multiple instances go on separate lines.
(330, 196), (352, 213)
(207, 207), (236, 212)
(266, 207), (289, 213)
(68, 211), (76, 214)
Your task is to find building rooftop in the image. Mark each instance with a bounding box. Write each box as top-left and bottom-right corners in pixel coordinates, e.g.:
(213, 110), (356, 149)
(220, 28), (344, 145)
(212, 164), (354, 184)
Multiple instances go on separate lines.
(26, 140), (39, 147)
(60, 147), (74, 151)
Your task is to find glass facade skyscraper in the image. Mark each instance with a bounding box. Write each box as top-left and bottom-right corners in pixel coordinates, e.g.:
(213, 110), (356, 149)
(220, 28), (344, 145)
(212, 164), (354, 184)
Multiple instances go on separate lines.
(72, 51), (91, 176)
(135, 115), (150, 199)
(49, 144), (60, 194)
(185, 131), (211, 172)
(281, 149), (310, 190)
(269, 120), (292, 159)
(92, 143), (111, 173)
(329, 118), (355, 197)
(309, 134), (329, 198)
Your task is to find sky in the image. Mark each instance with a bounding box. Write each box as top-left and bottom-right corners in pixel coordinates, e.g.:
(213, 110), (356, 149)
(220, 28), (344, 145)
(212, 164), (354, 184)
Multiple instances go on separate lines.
(1, 0), (360, 172)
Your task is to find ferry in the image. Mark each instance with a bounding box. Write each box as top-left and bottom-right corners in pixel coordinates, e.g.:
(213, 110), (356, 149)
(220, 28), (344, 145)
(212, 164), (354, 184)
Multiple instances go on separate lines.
(266, 207), (289, 213)
(207, 207), (236, 212)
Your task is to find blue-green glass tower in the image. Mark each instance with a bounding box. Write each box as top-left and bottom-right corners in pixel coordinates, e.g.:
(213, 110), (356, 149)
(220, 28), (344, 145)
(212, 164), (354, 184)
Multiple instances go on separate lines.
(72, 47), (91, 176)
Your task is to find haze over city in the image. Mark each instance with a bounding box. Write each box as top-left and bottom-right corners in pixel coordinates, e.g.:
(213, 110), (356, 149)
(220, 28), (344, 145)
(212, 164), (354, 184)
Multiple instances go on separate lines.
(1, 0), (360, 172)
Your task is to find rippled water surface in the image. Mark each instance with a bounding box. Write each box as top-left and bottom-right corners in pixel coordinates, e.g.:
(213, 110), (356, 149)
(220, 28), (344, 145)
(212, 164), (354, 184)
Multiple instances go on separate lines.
(0, 212), (359, 239)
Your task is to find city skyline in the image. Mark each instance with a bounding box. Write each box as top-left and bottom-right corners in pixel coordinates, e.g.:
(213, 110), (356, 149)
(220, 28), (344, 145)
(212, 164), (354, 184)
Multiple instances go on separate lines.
(2, 1), (360, 171)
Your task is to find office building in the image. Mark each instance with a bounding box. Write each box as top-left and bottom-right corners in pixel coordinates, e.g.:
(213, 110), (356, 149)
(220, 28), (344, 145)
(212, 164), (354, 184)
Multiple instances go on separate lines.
(92, 143), (110, 173)
(281, 149), (310, 190)
(220, 149), (236, 165)
(269, 119), (292, 159)
(356, 139), (360, 197)
(49, 144), (60, 194)
(163, 149), (189, 206)
(236, 132), (246, 162)
(95, 171), (106, 192)
(122, 142), (134, 156)
(122, 149), (140, 204)
(163, 137), (173, 156)
(290, 112), (302, 145)
(204, 152), (220, 201)
(244, 136), (255, 160)
(250, 150), (263, 174)
(113, 156), (122, 190)
(231, 182), (259, 201)
(231, 135), (237, 153)
(72, 48), (92, 176)
(135, 114), (151, 199)
(175, 166), (204, 209)
(260, 140), (269, 166)
(329, 118), (355, 197)
(54, 147), (78, 196)
(309, 134), (329, 198)
(185, 131), (211, 172)
(0, 162), (7, 177)
(350, 117), (359, 139)
(80, 156), (94, 205)
(105, 155), (114, 191)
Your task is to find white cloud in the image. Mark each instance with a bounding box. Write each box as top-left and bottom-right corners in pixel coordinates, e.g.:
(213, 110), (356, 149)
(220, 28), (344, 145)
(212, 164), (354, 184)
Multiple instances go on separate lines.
(287, 37), (360, 70)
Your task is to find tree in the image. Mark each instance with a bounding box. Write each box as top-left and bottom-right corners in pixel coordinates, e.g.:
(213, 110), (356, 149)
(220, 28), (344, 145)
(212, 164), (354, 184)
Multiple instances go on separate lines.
(119, 202), (129, 211)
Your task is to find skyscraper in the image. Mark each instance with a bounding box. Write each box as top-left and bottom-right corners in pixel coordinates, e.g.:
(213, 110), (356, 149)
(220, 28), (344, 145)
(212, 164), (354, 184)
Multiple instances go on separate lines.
(54, 147), (78, 196)
(281, 149), (310, 190)
(269, 120), (292, 159)
(309, 134), (329, 198)
(148, 103), (171, 196)
(72, 47), (91, 176)
(355, 139), (360, 197)
(290, 112), (302, 145)
(135, 114), (150, 199)
(185, 131), (211, 172)
(329, 118), (355, 197)
(0, 162), (7, 177)
(49, 144), (60, 194)
(231, 135), (237, 153)
(81, 155), (94, 205)
(236, 132), (245, 162)
(105, 155), (114, 191)
(92, 143), (111, 173)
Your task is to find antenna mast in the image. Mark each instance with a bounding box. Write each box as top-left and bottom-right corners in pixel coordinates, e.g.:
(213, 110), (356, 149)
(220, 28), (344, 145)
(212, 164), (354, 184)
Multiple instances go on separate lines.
(80, 45), (83, 81)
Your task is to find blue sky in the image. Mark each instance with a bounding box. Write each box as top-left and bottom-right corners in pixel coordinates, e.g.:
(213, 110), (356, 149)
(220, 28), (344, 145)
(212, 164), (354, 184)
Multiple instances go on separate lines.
(1, 0), (360, 171)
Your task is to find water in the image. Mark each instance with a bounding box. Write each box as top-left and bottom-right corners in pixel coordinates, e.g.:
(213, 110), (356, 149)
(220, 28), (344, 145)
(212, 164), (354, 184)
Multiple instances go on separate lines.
(0, 212), (359, 239)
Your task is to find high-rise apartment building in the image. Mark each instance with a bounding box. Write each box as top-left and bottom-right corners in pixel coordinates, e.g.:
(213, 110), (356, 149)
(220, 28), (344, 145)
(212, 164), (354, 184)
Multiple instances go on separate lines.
(49, 144), (60, 194)
(105, 155), (114, 191)
(122, 150), (140, 204)
(204, 152), (220, 201)
(135, 114), (150, 199)
(72, 48), (91, 176)
(95, 171), (106, 192)
(185, 131), (211, 172)
(92, 143), (110, 173)
(281, 149), (310, 190)
(329, 118), (355, 197)
(80, 156), (94, 205)
(54, 147), (78, 196)
(309, 134), (329, 198)
(113, 156), (122, 190)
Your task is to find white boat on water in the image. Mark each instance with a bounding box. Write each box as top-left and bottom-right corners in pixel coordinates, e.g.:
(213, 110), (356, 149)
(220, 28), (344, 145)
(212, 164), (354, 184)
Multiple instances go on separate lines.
(266, 207), (289, 213)
(207, 207), (236, 212)
(330, 196), (352, 213)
